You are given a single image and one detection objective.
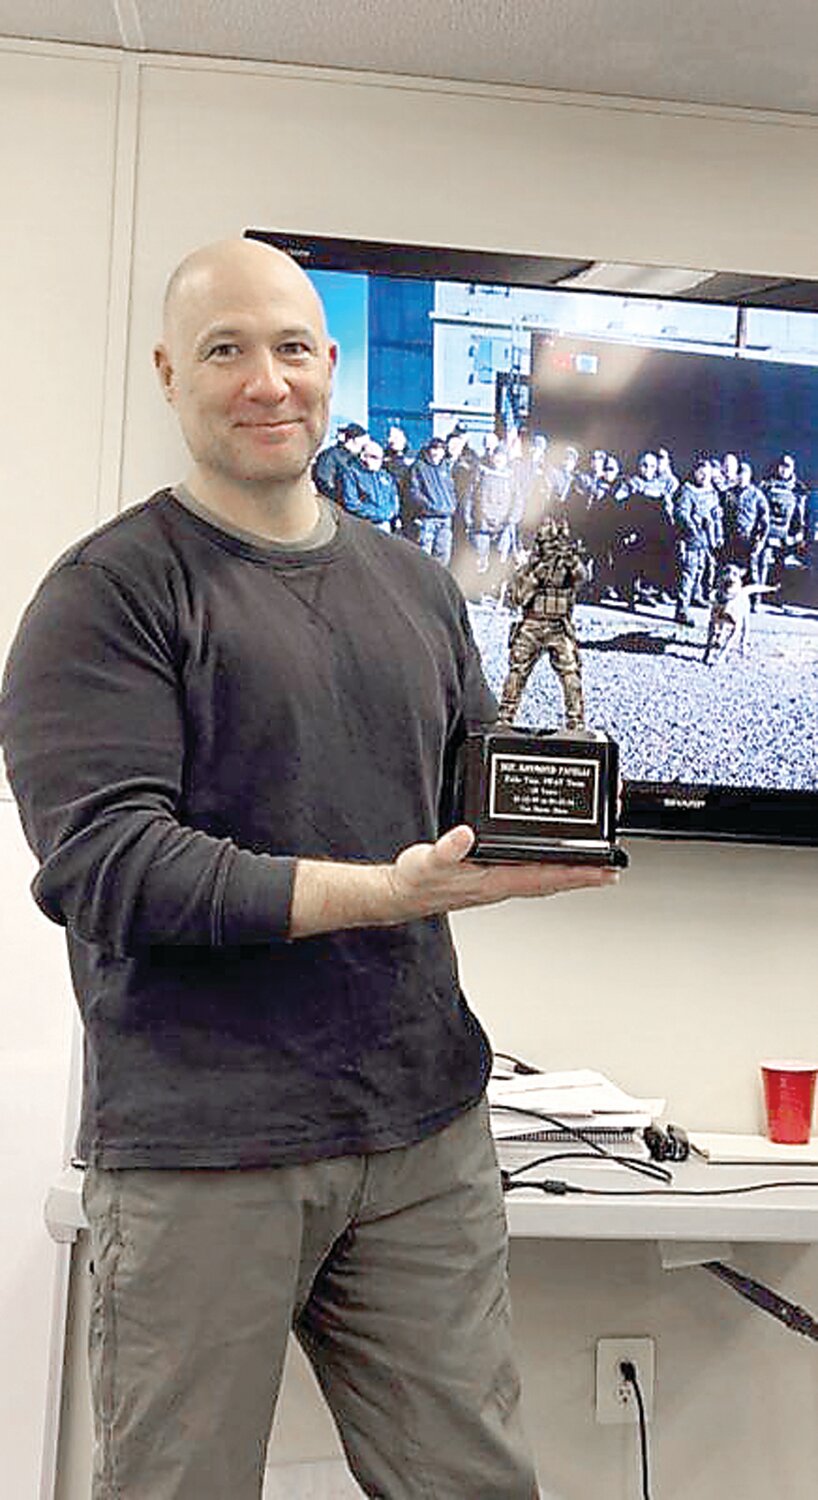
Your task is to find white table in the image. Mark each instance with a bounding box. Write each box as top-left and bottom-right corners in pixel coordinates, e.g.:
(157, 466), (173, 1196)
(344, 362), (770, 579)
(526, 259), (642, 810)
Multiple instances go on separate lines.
(502, 1154), (818, 1246)
(46, 1155), (818, 1251)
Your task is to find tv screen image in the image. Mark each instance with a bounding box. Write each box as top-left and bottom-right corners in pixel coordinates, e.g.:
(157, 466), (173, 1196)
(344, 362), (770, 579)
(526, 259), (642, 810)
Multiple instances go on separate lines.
(248, 230), (818, 847)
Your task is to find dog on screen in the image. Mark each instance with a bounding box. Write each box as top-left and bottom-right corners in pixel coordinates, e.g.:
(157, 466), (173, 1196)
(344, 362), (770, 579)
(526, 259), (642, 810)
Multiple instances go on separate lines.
(703, 562), (778, 664)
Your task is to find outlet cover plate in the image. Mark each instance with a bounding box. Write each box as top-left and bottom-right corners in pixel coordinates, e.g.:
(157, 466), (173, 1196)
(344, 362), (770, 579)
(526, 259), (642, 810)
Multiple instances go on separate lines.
(595, 1337), (655, 1424)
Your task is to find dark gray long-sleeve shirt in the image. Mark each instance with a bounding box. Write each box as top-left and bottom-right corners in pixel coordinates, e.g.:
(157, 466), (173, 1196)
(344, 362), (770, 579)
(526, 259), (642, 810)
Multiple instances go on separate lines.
(1, 492), (496, 1167)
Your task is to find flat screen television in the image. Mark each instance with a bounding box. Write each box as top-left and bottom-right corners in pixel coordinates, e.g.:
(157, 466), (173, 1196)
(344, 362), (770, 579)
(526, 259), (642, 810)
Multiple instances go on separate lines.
(247, 229), (818, 848)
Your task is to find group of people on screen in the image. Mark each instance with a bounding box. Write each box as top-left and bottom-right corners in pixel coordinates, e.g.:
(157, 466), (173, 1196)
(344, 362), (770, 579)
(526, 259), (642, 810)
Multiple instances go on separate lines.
(314, 422), (815, 622)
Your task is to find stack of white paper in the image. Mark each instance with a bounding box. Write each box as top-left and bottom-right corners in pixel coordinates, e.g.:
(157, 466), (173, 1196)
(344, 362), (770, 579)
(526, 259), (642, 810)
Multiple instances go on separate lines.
(488, 1068), (665, 1146)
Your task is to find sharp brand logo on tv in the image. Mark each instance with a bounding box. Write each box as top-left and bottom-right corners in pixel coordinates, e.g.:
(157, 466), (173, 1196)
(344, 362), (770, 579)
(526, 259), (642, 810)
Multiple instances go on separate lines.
(662, 796), (707, 809)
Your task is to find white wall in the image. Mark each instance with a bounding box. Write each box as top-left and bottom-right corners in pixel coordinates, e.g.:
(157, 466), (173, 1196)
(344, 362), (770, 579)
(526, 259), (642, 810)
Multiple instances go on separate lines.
(0, 44), (123, 1500)
(2, 38), (818, 1500)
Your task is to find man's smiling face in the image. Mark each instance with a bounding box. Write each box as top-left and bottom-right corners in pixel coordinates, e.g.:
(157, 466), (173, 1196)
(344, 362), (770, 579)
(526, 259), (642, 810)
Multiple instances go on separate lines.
(155, 241), (337, 492)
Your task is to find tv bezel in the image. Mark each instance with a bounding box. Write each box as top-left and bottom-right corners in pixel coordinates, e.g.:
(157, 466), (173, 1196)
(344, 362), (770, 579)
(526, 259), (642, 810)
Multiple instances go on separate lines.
(246, 228), (818, 851)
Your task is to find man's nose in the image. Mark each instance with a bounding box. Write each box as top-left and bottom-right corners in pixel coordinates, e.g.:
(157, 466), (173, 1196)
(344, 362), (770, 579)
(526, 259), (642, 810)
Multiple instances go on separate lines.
(243, 349), (288, 400)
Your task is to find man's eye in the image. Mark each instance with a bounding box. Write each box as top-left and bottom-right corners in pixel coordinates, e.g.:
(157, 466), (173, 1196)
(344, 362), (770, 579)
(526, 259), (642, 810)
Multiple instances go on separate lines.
(280, 342), (311, 358)
(206, 343), (241, 359)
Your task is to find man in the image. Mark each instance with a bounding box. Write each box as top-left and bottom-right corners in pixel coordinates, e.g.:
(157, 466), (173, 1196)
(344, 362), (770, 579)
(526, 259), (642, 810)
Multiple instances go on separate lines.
(715, 451), (740, 499)
(444, 420), (469, 470)
(544, 442), (580, 510)
(339, 436), (400, 531)
(384, 419), (412, 468)
(759, 451), (806, 592)
(618, 451), (676, 604)
(656, 446), (679, 504)
(512, 431), (550, 546)
(381, 420), (416, 533)
(0, 239), (616, 1500)
(573, 447), (608, 505)
(569, 451), (624, 601)
(469, 439), (518, 576)
(671, 456), (721, 625)
(406, 433), (458, 564)
(312, 417), (367, 499)
(721, 458), (769, 583)
(498, 515), (588, 730)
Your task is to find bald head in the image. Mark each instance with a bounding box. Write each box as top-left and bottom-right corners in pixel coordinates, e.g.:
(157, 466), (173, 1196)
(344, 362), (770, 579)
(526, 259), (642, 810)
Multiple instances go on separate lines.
(161, 238), (329, 350)
(153, 237), (337, 516)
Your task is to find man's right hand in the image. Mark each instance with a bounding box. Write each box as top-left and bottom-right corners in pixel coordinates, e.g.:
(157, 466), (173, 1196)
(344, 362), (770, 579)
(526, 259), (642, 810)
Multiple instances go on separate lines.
(289, 825), (619, 939)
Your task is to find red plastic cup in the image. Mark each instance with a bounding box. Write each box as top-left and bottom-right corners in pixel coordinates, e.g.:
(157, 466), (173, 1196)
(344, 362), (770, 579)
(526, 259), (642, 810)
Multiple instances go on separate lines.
(761, 1061), (818, 1145)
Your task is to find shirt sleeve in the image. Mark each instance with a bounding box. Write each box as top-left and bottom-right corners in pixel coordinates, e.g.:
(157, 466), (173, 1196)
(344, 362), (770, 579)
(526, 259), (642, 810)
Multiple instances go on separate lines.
(0, 560), (295, 955)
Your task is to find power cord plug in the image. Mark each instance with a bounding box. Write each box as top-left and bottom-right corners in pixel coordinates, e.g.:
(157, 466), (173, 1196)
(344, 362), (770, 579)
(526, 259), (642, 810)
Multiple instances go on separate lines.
(501, 1171), (581, 1195)
(619, 1360), (652, 1500)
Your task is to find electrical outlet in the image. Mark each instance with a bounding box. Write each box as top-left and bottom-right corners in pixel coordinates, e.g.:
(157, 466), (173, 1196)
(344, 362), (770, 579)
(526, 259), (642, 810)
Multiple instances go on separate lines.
(595, 1337), (655, 1425)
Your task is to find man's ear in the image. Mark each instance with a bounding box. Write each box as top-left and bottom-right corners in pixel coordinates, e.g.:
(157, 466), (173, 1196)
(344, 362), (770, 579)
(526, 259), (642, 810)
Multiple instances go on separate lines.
(153, 344), (176, 404)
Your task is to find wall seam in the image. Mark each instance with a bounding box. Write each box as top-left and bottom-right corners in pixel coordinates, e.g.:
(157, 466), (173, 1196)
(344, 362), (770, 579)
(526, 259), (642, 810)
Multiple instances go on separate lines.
(94, 52), (141, 524)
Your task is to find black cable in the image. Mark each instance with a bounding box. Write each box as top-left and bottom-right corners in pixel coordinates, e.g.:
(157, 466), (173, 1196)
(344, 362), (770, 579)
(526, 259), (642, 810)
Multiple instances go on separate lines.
(502, 1172), (580, 1195)
(491, 1103), (674, 1186)
(702, 1260), (818, 1341)
(505, 1150), (653, 1178)
(620, 1361), (652, 1500)
(511, 1142), (670, 1186)
(493, 1050), (540, 1075)
(502, 1176), (818, 1198)
(503, 1148), (670, 1181)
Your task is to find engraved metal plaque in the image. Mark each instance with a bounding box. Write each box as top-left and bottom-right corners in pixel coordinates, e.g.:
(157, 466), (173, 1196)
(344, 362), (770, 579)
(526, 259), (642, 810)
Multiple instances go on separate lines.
(456, 726), (628, 867)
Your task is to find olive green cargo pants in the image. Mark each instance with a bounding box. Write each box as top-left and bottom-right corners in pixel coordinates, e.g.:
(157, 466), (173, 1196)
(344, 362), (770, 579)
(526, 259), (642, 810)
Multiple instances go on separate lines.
(83, 1102), (538, 1499)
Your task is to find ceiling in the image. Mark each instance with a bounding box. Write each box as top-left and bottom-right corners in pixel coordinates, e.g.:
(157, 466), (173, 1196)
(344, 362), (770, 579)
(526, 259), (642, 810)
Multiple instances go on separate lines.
(3, 0), (818, 118)
(5, 0), (818, 306)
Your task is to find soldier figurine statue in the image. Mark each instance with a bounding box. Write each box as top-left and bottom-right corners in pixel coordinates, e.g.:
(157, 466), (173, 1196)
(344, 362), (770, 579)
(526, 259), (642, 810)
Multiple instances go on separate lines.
(498, 515), (588, 730)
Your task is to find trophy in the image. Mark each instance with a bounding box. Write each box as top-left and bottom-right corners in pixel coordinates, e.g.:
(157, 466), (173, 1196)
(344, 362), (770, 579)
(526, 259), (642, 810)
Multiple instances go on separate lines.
(456, 513), (628, 866)
(455, 724), (628, 867)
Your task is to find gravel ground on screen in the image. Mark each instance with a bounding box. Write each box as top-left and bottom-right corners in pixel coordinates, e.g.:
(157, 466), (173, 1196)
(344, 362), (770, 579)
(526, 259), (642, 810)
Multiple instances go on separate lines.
(469, 597), (818, 791)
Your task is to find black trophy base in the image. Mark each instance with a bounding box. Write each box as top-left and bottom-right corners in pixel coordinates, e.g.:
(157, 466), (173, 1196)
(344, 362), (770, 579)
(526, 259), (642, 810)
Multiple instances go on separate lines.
(456, 725), (629, 868)
(469, 834), (628, 867)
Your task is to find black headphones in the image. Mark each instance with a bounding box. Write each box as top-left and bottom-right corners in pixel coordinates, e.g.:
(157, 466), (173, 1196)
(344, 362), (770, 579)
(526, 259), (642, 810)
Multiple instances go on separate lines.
(643, 1122), (690, 1163)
